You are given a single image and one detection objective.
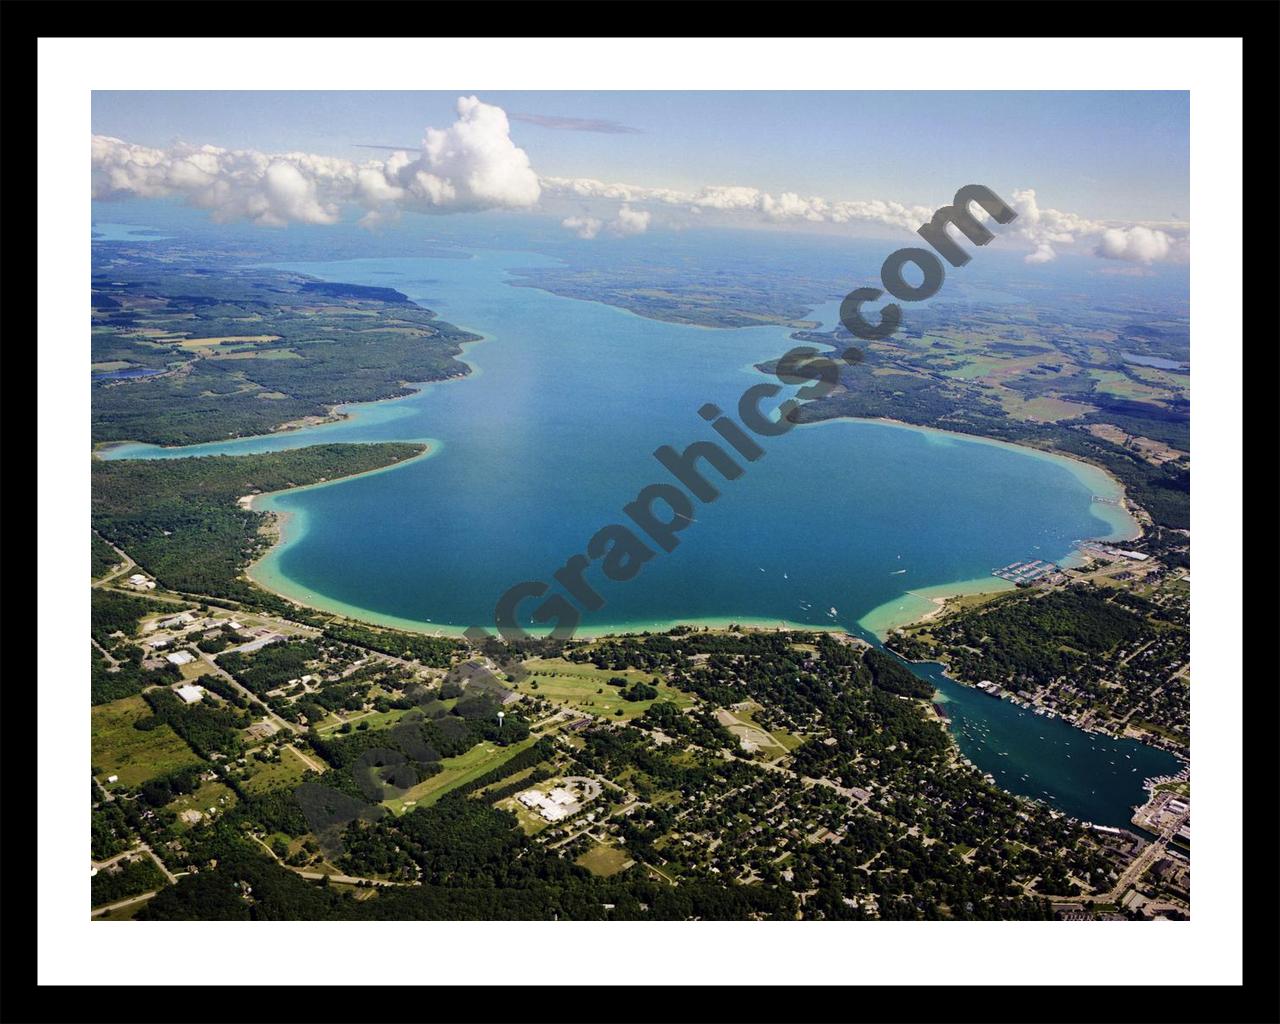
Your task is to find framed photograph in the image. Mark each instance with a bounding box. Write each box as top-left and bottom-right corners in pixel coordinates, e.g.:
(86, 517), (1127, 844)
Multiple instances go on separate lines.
(12, 5), (1276, 1019)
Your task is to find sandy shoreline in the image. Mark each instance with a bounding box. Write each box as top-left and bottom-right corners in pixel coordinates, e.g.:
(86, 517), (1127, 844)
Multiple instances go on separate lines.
(236, 411), (1142, 642)
(856, 575), (1019, 641)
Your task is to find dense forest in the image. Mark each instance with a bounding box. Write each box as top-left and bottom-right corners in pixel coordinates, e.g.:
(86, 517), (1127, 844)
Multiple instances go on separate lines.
(891, 586), (1146, 689)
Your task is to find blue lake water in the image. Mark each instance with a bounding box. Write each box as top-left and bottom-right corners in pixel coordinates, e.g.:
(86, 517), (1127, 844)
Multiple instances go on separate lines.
(101, 249), (1180, 824)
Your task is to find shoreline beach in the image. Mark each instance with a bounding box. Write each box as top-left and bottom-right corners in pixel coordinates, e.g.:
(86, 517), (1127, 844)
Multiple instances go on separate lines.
(241, 410), (1138, 640)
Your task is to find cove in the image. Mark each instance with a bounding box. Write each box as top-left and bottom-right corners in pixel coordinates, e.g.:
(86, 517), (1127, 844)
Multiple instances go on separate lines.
(101, 249), (1179, 824)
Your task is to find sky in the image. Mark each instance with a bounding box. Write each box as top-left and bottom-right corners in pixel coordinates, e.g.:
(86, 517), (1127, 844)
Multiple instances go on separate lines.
(91, 91), (1190, 265)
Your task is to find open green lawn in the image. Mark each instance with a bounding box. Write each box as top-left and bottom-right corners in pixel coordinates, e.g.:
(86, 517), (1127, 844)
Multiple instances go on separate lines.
(240, 745), (317, 794)
(576, 843), (633, 877)
(383, 734), (544, 814)
(316, 707), (408, 736)
(519, 657), (694, 722)
(92, 696), (204, 788)
(165, 781), (237, 823)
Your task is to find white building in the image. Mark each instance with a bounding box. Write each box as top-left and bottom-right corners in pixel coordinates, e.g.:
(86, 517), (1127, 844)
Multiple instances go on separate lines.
(175, 684), (206, 704)
(166, 650), (196, 666)
(517, 786), (580, 822)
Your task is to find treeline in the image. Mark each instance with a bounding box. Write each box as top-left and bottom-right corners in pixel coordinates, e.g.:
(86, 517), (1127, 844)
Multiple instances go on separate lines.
(322, 622), (459, 668)
(447, 737), (555, 801)
(311, 703), (532, 776)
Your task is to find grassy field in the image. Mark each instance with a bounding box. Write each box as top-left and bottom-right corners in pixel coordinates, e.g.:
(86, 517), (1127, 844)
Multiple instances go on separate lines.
(92, 696), (204, 788)
(519, 657), (694, 722)
(716, 705), (793, 759)
(575, 843), (633, 877)
(315, 707), (409, 736)
(997, 391), (1093, 423)
(1087, 369), (1169, 403)
(241, 745), (319, 794)
(383, 734), (544, 814)
(178, 661), (215, 681)
(177, 334), (282, 349)
(474, 764), (539, 800)
(165, 780), (237, 823)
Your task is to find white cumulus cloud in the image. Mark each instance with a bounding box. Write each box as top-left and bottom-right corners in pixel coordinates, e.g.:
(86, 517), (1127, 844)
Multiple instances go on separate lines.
(1094, 225), (1176, 264)
(92, 96), (540, 226)
(561, 215), (602, 239)
(560, 205), (650, 240)
(612, 205), (650, 235)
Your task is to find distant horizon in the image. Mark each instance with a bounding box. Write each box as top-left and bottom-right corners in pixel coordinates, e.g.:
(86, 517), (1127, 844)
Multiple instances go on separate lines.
(92, 91), (1189, 268)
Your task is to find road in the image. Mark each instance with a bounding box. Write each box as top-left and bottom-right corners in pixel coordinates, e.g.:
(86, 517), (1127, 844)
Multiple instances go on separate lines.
(286, 744), (325, 773)
(91, 891), (158, 918)
(91, 534), (136, 588)
(91, 842), (177, 884)
(92, 848), (142, 871)
(1037, 807), (1188, 905)
(92, 637), (121, 668)
(197, 648), (302, 736)
(140, 841), (180, 884)
(293, 871), (415, 887)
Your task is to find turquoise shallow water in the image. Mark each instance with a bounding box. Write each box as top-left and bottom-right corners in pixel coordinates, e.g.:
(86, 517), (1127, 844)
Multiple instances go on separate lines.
(102, 249), (1179, 824)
